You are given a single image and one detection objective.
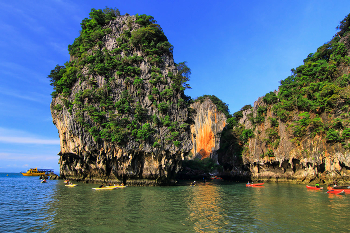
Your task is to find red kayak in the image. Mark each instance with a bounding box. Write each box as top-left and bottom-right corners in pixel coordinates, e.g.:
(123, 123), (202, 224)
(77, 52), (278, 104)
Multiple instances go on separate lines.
(306, 185), (323, 190)
(327, 189), (346, 194)
(327, 189), (350, 194)
(246, 183), (264, 187)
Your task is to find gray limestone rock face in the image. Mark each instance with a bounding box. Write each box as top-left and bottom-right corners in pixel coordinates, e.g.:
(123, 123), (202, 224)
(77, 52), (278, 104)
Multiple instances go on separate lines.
(50, 14), (192, 185)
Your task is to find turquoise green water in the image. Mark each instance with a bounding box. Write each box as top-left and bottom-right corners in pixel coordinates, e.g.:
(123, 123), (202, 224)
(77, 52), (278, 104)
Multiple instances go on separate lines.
(1, 173), (350, 232)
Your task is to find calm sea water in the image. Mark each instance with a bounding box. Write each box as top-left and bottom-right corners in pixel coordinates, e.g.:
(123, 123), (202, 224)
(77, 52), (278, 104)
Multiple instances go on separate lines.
(1, 173), (350, 232)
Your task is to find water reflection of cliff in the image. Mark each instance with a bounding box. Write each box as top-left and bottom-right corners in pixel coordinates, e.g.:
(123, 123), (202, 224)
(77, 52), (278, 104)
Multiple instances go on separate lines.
(186, 184), (226, 232)
(15, 181), (350, 232)
(46, 183), (196, 232)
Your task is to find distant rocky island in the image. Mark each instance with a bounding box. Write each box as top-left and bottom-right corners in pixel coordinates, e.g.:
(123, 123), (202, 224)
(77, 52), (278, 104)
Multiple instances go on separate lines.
(49, 8), (350, 185)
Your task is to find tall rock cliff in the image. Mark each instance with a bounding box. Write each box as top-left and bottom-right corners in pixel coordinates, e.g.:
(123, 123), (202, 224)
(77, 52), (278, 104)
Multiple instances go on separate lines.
(49, 9), (192, 185)
(190, 97), (227, 161)
(220, 14), (350, 184)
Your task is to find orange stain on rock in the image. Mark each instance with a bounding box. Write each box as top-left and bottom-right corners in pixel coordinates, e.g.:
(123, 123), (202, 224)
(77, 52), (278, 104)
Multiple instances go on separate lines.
(197, 123), (215, 159)
(192, 110), (217, 159)
(190, 100), (227, 160)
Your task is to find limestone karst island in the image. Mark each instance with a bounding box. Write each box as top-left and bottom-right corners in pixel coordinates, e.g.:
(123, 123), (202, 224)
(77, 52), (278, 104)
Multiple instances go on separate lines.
(48, 8), (350, 186)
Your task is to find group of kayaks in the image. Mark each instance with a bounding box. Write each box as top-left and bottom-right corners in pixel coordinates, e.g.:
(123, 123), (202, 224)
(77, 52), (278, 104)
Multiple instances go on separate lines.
(306, 184), (350, 195)
(245, 183), (349, 195)
(63, 179), (126, 189)
(64, 180), (77, 187)
(60, 179), (349, 194)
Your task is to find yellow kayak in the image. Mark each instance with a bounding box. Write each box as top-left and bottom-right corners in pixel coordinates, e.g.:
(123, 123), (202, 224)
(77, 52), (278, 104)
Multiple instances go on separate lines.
(106, 185), (126, 188)
(92, 186), (117, 190)
(65, 184), (77, 187)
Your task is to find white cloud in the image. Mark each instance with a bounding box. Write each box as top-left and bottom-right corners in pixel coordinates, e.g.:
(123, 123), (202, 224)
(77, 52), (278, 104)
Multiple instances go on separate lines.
(0, 127), (60, 145)
(0, 152), (11, 158)
(0, 86), (49, 104)
(0, 152), (58, 162)
(0, 20), (16, 34)
(0, 62), (47, 84)
(0, 1), (48, 34)
(0, 136), (59, 145)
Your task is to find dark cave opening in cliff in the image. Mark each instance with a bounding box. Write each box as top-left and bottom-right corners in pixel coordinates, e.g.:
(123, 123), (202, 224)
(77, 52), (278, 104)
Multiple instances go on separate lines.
(339, 162), (350, 171)
(105, 157), (112, 177)
(281, 160), (291, 173)
(123, 175), (127, 185)
(292, 159), (300, 173)
(318, 163), (325, 173)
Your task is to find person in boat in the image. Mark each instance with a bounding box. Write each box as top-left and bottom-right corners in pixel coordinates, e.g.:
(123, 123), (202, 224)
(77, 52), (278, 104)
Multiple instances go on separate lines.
(99, 184), (104, 188)
(333, 180), (338, 187)
(315, 183), (320, 188)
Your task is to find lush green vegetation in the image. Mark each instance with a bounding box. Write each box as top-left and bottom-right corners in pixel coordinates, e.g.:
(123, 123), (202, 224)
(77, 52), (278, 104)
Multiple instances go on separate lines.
(217, 123), (245, 163)
(68, 7), (120, 57)
(240, 129), (254, 143)
(225, 105), (252, 128)
(247, 14), (349, 139)
(267, 14), (350, 146)
(263, 91), (278, 105)
(48, 7), (192, 149)
(218, 13), (350, 164)
(195, 95), (230, 118)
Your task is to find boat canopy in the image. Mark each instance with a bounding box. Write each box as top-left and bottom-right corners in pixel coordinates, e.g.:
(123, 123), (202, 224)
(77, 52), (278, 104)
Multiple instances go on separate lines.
(36, 169), (54, 173)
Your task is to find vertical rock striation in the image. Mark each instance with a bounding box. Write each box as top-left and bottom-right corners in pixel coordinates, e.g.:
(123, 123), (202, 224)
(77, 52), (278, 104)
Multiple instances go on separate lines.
(190, 98), (226, 161)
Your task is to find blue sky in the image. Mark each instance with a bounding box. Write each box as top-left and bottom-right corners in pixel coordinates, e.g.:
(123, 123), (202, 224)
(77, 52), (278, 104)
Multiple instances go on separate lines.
(1, 0), (350, 173)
